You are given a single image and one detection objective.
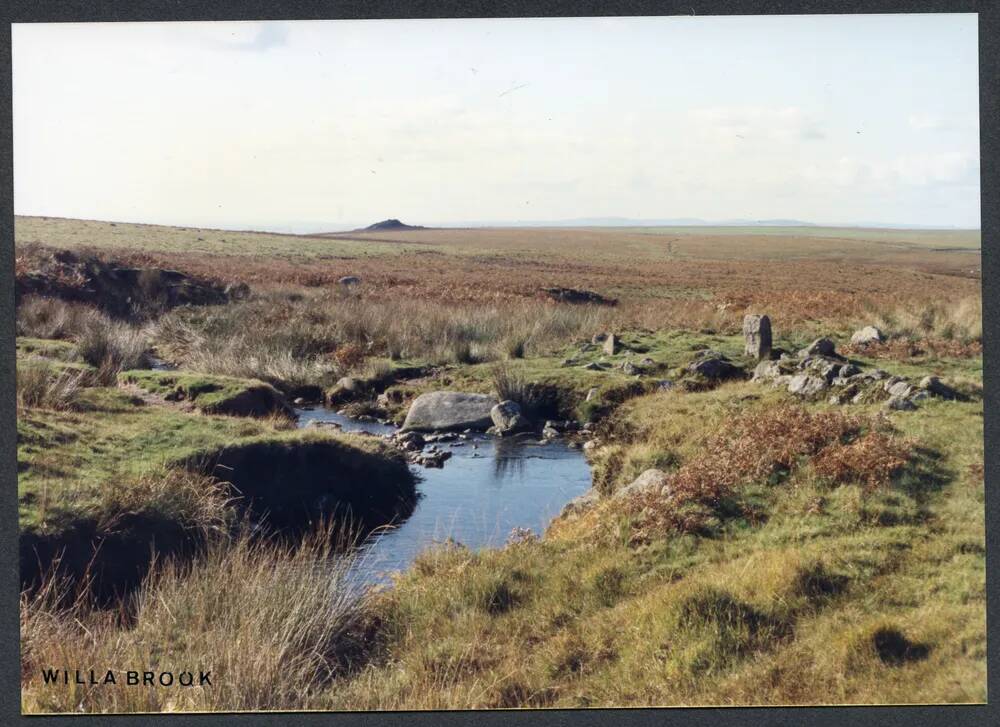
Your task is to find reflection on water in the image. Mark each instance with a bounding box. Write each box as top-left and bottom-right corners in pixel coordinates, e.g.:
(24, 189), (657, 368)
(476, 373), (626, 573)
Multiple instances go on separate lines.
(295, 407), (592, 586)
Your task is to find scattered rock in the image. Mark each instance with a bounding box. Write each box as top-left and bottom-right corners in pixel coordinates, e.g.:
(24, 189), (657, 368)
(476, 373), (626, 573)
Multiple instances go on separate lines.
(585, 387), (599, 402)
(885, 395), (917, 411)
(687, 351), (743, 380)
(919, 375), (959, 400)
(742, 314), (773, 360)
(490, 400), (532, 435)
(327, 377), (365, 405)
(799, 337), (838, 358)
(788, 374), (828, 397)
(401, 391), (499, 432)
(614, 468), (672, 500)
(338, 275), (361, 286)
(752, 360), (783, 382)
(305, 420), (342, 430)
(851, 326), (886, 345)
(885, 379), (913, 399)
(559, 488), (601, 518)
(417, 450), (453, 468)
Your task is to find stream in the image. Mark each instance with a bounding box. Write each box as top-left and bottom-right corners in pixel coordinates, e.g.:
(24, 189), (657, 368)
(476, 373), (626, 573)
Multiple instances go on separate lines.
(295, 407), (593, 586)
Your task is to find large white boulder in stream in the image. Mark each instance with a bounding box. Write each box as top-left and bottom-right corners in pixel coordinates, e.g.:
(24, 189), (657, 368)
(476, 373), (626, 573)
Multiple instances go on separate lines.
(401, 391), (499, 432)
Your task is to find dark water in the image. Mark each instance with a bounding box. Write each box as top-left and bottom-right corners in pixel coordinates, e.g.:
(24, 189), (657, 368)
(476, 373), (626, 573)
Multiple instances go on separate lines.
(296, 407), (592, 585)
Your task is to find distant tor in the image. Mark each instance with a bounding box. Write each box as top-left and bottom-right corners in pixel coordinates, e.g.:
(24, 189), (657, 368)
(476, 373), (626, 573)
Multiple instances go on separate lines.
(358, 218), (425, 232)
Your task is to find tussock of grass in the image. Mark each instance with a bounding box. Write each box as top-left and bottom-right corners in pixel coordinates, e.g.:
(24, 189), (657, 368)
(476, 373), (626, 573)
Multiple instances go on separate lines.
(21, 525), (373, 713)
(77, 320), (150, 383)
(17, 296), (150, 384)
(16, 360), (86, 413)
(16, 296), (101, 340)
(869, 297), (981, 345)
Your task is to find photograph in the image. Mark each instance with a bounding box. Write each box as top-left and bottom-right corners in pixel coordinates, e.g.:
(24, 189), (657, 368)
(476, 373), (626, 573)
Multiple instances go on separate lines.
(12, 12), (985, 713)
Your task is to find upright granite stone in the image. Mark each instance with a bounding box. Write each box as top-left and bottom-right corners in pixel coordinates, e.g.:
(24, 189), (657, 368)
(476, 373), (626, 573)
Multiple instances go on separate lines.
(743, 314), (772, 360)
(603, 334), (620, 356)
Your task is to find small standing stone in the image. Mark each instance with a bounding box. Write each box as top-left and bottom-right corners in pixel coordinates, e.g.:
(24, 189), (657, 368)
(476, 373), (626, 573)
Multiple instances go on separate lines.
(742, 314), (772, 360)
(603, 334), (620, 356)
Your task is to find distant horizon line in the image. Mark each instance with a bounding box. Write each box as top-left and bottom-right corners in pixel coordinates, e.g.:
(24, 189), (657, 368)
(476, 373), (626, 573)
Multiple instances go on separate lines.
(13, 212), (983, 236)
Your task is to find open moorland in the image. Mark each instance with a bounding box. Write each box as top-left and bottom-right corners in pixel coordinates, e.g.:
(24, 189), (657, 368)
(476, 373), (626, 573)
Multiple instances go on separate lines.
(15, 215), (984, 711)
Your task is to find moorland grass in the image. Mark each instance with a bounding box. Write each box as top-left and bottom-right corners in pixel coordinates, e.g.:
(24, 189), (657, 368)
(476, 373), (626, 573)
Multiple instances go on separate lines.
(311, 383), (984, 709)
(13, 215), (985, 710)
(20, 524), (374, 713)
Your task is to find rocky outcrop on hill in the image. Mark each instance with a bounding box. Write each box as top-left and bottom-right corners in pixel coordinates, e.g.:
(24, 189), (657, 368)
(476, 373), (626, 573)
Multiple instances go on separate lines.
(751, 340), (961, 411)
(744, 315), (965, 412)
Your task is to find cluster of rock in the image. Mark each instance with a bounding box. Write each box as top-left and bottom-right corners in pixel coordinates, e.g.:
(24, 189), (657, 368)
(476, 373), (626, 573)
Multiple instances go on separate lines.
(385, 391), (598, 467)
(386, 430), (458, 468)
(563, 335), (665, 381)
(749, 327), (959, 410)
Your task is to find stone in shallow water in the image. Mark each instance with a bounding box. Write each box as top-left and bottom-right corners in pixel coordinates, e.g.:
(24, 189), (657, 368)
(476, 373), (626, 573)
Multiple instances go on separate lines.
(491, 400), (531, 435)
(401, 391), (499, 432)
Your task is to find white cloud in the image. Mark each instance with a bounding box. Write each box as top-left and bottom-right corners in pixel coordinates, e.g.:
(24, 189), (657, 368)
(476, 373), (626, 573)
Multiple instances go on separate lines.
(691, 106), (826, 143)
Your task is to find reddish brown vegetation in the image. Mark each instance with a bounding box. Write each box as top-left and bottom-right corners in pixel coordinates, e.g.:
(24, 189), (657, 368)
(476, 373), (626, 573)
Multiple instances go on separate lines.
(619, 406), (911, 543)
(812, 432), (913, 493)
(843, 338), (983, 360)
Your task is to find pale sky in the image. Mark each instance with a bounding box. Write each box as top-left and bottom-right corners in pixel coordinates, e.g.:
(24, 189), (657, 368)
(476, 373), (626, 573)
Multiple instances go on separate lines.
(13, 14), (981, 232)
